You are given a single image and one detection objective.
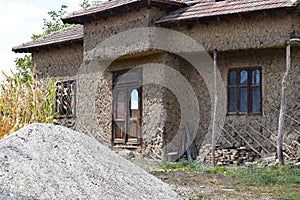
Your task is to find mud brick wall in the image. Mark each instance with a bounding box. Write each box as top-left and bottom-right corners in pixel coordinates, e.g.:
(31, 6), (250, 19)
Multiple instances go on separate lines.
(31, 7), (300, 160)
(170, 11), (297, 51)
(83, 7), (166, 54)
(32, 44), (83, 79)
(76, 51), (211, 157)
(76, 53), (168, 148)
(32, 44), (83, 128)
(215, 47), (300, 160)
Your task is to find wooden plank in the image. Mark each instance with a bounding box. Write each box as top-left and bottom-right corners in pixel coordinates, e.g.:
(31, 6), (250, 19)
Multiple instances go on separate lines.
(254, 121), (293, 158)
(292, 140), (300, 147)
(227, 123), (262, 157)
(242, 130), (270, 154)
(220, 125), (240, 144)
(247, 125), (276, 148)
(216, 131), (233, 146)
(266, 104), (300, 125)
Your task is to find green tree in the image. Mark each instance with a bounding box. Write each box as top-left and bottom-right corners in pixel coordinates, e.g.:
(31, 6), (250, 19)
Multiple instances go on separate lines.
(31, 4), (71, 40)
(17, 4), (72, 80)
(80, 0), (91, 8)
(80, 0), (102, 8)
(14, 55), (32, 83)
(0, 3), (77, 137)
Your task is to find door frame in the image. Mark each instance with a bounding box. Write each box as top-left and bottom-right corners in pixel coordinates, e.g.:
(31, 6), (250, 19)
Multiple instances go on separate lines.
(111, 68), (143, 146)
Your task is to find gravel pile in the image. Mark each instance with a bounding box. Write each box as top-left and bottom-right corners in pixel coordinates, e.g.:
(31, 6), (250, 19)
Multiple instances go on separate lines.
(0, 124), (180, 200)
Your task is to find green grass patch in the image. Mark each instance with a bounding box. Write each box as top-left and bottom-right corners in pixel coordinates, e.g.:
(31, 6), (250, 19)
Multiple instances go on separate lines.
(156, 160), (300, 199)
(162, 160), (300, 186)
(231, 165), (300, 185)
(162, 160), (232, 174)
(162, 160), (211, 173)
(229, 165), (300, 199)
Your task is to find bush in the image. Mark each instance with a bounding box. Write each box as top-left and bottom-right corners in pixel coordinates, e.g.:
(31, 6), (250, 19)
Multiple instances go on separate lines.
(0, 72), (56, 138)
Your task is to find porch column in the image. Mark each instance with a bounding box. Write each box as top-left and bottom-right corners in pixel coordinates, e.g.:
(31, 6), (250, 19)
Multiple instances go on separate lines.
(212, 49), (218, 167)
(277, 38), (300, 165)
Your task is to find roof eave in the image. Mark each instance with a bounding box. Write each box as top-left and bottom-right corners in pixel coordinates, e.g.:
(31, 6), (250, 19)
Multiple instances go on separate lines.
(12, 38), (83, 53)
(62, 0), (187, 24)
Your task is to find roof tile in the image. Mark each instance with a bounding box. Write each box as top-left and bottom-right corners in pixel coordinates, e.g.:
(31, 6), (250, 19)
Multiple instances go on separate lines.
(62, 0), (187, 23)
(12, 25), (83, 53)
(156, 0), (296, 24)
(13, 0), (297, 52)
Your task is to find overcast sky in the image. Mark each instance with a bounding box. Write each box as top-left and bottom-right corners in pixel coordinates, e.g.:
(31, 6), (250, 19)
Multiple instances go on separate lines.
(0, 0), (84, 77)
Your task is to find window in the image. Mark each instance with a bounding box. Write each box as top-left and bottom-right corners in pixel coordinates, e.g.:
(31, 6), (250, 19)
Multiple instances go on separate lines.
(228, 67), (262, 115)
(55, 80), (75, 118)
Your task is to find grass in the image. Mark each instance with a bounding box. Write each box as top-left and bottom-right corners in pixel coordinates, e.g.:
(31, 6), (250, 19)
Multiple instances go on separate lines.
(159, 160), (300, 199)
(230, 165), (300, 185)
(162, 159), (211, 173)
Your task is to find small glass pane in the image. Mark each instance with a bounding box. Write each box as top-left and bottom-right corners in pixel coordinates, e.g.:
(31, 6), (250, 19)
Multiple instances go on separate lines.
(240, 88), (248, 112)
(229, 88), (237, 112)
(252, 87), (261, 112)
(240, 70), (248, 86)
(252, 69), (261, 85)
(130, 89), (139, 110)
(116, 91), (126, 119)
(229, 71), (237, 85)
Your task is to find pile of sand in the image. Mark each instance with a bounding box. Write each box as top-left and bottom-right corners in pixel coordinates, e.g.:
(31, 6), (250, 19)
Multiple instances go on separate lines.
(0, 124), (180, 199)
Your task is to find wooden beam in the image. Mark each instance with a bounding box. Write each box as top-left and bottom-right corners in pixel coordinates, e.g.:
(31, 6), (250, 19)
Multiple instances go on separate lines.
(211, 49), (218, 167)
(254, 120), (294, 157)
(216, 131), (232, 146)
(266, 104), (300, 125)
(277, 42), (291, 165)
(220, 125), (240, 145)
(242, 130), (270, 154)
(227, 123), (262, 157)
(247, 124), (276, 148)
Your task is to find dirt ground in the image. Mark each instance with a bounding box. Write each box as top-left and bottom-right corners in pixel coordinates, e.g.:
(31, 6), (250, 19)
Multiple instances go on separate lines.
(131, 156), (293, 200)
(151, 169), (275, 200)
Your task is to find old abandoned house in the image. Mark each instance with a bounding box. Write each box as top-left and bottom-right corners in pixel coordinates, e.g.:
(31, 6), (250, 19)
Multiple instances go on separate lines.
(13, 0), (300, 164)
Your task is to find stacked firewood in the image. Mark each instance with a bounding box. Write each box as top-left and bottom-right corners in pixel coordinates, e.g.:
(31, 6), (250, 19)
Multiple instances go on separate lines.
(200, 144), (257, 166)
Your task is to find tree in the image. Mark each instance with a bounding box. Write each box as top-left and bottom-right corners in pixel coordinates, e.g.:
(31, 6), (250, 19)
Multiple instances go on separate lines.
(31, 4), (71, 40)
(80, 0), (102, 8)
(14, 55), (32, 83)
(0, 3), (76, 138)
(17, 4), (72, 80)
(80, 0), (91, 8)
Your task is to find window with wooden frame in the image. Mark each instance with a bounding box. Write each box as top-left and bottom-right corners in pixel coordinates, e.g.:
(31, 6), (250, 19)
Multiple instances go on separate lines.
(228, 67), (262, 115)
(55, 80), (76, 118)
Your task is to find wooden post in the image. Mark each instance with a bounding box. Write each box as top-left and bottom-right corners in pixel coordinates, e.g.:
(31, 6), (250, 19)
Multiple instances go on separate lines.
(277, 41), (291, 165)
(212, 49), (218, 167)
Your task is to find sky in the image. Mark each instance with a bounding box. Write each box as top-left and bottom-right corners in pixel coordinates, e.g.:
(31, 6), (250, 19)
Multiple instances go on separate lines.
(0, 0), (84, 78)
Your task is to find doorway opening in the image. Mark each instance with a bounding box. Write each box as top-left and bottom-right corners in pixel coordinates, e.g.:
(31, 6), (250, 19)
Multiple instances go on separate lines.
(112, 69), (142, 145)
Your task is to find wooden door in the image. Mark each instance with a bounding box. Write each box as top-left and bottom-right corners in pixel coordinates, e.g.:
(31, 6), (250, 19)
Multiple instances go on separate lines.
(113, 87), (127, 144)
(127, 87), (142, 144)
(112, 69), (142, 145)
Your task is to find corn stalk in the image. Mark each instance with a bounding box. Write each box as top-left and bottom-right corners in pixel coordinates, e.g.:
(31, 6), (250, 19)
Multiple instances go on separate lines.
(0, 72), (56, 138)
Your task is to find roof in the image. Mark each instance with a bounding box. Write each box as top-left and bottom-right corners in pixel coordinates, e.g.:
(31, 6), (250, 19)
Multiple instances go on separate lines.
(13, 0), (297, 53)
(12, 25), (83, 53)
(62, 0), (187, 24)
(156, 0), (297, 24)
